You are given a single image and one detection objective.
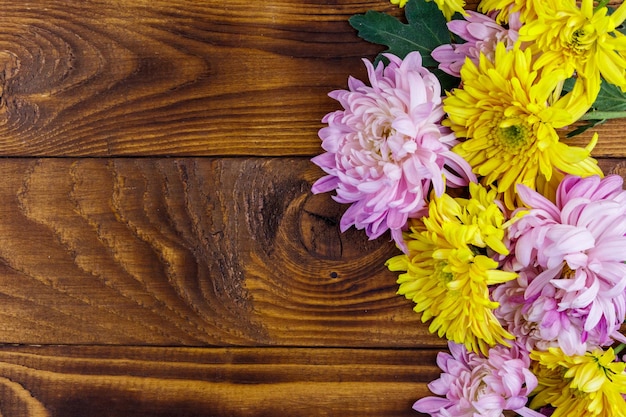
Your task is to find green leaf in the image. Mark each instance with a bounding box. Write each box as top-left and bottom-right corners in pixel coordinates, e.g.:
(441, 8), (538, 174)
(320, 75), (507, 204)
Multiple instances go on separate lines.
(563, 78), (626, 137)
(590, 79), (626, 112)
(348, 0), (452, 68)
(564, 78), (626, 114)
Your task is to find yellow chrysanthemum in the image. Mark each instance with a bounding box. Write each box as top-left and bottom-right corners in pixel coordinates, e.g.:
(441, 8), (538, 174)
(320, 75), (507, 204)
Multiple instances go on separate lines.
(391, 0), (466, 21)
(444, 42), (602, 210)
(386, 183), (518, 355)
(529, 347), (626, 417)
(478, 0), (539, 23)
(390, 0), (408, 7)
(429, 0), (466, 20)
(520, 0), (626, 101)
(519, 0), (626, 102)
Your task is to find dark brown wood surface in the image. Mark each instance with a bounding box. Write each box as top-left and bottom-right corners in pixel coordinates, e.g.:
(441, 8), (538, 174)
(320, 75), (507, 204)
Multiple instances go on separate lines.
(0, 346), (441, 416)
(0, 0), (623, 416)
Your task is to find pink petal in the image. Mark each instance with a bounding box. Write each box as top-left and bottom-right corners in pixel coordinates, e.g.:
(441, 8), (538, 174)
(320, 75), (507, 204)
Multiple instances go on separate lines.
(517, 184), (560, 220)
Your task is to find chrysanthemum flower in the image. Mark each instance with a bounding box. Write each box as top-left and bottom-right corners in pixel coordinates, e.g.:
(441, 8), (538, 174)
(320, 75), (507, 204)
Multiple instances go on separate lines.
(432, 10), (521, 78)
(387, 182), (517, 354)
(444, 42), (602, 210)
(429, 0), (467, 20)
(519, 0), (626, 100)
(390, 0), (466, 21)
(493, 266), (624, 356)
(529, 347), (626, 417)
(478, 0), (539, 24)
(500, 175), (626, 355)
(414, 341), (538, 417)
(311, 52), (474, 247)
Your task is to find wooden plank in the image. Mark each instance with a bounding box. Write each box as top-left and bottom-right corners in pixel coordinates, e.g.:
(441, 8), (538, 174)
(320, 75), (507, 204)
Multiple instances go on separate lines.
(0, 0), (398, 157)
(0, 156), (623, 346)
(0, 157), (442, 346)
(0, 156), (623, 344)
(0, 345), (439, 416)
(0, 0), (620, 157)
(564, 122), (626, 158)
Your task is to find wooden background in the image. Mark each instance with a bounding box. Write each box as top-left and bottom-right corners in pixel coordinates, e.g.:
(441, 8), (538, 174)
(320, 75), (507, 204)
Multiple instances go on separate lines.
(0, 0), (623, 415)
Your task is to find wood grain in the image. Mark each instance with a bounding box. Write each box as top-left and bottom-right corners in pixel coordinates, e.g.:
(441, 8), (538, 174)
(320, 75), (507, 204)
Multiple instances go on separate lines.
(0, 0), (619, 157)
(0, 157), (623, 348)
(0, 0), (397, 157)
(0, 345), (439, 416)
(0, 157), (445, 347)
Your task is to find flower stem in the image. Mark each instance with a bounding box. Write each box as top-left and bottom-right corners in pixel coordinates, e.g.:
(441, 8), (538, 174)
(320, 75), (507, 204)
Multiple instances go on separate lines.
(594, 0), (610, 12)
(579, 111), (626, 121)
(614, 343), (626, 355)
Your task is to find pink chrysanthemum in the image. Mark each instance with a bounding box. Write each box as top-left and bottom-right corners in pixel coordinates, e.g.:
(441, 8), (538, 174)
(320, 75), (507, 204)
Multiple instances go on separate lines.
(414, 341), (538, 417)
(498, 175), (626, 355)
(431, 11), (521, 78)
(311, 52), (474, 246)
(493, 267), (614, 355)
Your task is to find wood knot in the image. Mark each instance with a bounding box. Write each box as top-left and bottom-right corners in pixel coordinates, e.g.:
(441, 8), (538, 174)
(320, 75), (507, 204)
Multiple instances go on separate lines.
(300, 192), (344, 260)
(0, 50), (20, 115)
(0, 50), (21, 81)
(300, 190), (401, 261)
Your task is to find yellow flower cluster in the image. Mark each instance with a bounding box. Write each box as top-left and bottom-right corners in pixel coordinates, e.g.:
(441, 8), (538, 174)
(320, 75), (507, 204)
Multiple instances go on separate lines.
(530, 347), (626, 417)
(439, 0), (626, 209)
(444, 43), (602, 209)
(389, 0), (408, 6)
(387, 183), (519, 355)
(519, 0), (626, 100)
(478, 0), (539, 23)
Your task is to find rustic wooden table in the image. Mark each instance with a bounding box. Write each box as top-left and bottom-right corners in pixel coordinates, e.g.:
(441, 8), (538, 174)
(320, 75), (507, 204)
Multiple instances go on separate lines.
(0, 0), (622, 416)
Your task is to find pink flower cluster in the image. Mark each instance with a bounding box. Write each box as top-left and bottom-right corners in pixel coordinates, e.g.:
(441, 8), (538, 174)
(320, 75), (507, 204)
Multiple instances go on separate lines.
(494, 175), (626, 355)
(311, 52), (474, 247)
(414, 342), (538, 417)
(432, 11), (521, 77)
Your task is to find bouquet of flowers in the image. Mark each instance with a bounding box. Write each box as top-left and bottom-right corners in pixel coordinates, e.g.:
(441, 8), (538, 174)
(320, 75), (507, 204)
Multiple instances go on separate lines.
(310, 0), (626, 415)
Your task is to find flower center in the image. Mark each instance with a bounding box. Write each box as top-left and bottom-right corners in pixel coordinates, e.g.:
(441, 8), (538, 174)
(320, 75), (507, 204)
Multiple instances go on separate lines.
(434, 261), (454, 285)
(366, 113), (417, 162)
(572, 28), (585, 46)
(381, 125), (394, 139)
(567, 22), (596, 56)
(497, 123), (530, 151)
(360, 115), (397, 161)
(561, 263), (576, 279)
